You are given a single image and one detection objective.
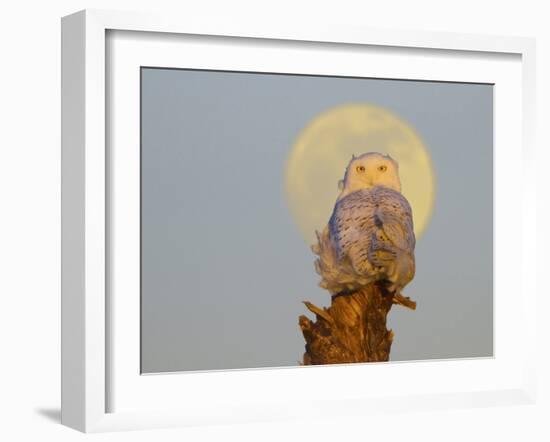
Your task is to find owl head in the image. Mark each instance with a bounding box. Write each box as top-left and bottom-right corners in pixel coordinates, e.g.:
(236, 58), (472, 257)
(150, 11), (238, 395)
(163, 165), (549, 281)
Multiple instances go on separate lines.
(338, 152), (401, 199)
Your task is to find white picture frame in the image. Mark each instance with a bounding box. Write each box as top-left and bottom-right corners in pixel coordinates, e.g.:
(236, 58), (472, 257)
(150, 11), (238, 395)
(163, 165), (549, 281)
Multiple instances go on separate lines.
(61, 9), (537, 433)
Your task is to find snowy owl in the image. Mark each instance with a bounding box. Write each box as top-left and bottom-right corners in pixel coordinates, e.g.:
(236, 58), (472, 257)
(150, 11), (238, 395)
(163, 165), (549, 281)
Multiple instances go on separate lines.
(312, 152), (416, 297)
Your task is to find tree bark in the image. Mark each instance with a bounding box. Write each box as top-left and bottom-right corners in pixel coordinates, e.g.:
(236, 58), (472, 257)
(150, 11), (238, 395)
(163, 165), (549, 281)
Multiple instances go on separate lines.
(299, 284), (415, 365)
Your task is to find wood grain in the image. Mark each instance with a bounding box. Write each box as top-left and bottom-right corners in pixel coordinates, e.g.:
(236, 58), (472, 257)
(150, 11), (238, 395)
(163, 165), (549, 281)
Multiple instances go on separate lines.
(299, 284), (415, 364)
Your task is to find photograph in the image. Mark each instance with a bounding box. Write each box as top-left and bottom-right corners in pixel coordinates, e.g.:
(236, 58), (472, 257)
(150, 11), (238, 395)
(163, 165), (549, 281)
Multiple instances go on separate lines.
(140, 67), (493, 373)
(2, 1), (543, 439)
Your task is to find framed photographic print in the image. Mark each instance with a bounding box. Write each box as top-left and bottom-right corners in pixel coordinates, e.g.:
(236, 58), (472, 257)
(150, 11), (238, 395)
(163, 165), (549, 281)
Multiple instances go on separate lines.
(61, 9), (537, 432)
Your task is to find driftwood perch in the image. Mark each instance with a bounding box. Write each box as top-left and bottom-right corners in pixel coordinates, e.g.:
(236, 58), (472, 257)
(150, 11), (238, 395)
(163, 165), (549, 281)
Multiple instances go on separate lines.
(299, 284), (416, 365)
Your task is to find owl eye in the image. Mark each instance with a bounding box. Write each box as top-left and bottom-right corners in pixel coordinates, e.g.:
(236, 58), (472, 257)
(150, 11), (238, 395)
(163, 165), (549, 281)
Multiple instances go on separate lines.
(378, 165), (388, 172)
(356, 165), (366, 173)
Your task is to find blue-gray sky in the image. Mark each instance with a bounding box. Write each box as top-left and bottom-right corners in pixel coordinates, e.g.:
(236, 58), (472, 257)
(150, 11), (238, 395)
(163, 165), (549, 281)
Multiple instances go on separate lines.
(140, 68), (493, 373)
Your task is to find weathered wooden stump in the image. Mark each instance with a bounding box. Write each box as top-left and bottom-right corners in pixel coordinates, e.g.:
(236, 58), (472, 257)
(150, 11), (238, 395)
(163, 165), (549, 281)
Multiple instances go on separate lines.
(299, 284), (415, 364)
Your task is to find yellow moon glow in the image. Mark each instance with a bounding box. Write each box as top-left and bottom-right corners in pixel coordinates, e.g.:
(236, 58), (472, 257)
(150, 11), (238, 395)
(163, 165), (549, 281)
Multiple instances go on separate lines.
(285, 104), (435, 245)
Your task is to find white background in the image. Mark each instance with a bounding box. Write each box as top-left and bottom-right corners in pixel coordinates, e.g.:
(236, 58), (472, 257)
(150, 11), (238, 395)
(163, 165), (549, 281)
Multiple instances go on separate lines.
(0, 1), (548, 441)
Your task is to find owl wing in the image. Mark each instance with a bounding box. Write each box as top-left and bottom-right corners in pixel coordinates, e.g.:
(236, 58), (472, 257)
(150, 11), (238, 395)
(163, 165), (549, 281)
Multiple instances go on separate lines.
(328, 190), (376, 274)
(372, 187), (415, 253)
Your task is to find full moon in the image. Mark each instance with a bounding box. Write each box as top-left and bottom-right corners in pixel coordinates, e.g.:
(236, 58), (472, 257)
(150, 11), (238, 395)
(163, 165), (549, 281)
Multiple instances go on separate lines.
(284, 104), (436, 245)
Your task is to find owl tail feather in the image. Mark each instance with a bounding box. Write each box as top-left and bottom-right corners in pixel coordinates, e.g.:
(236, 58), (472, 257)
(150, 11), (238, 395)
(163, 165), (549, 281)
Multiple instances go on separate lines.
(312, 227), (373, 295)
